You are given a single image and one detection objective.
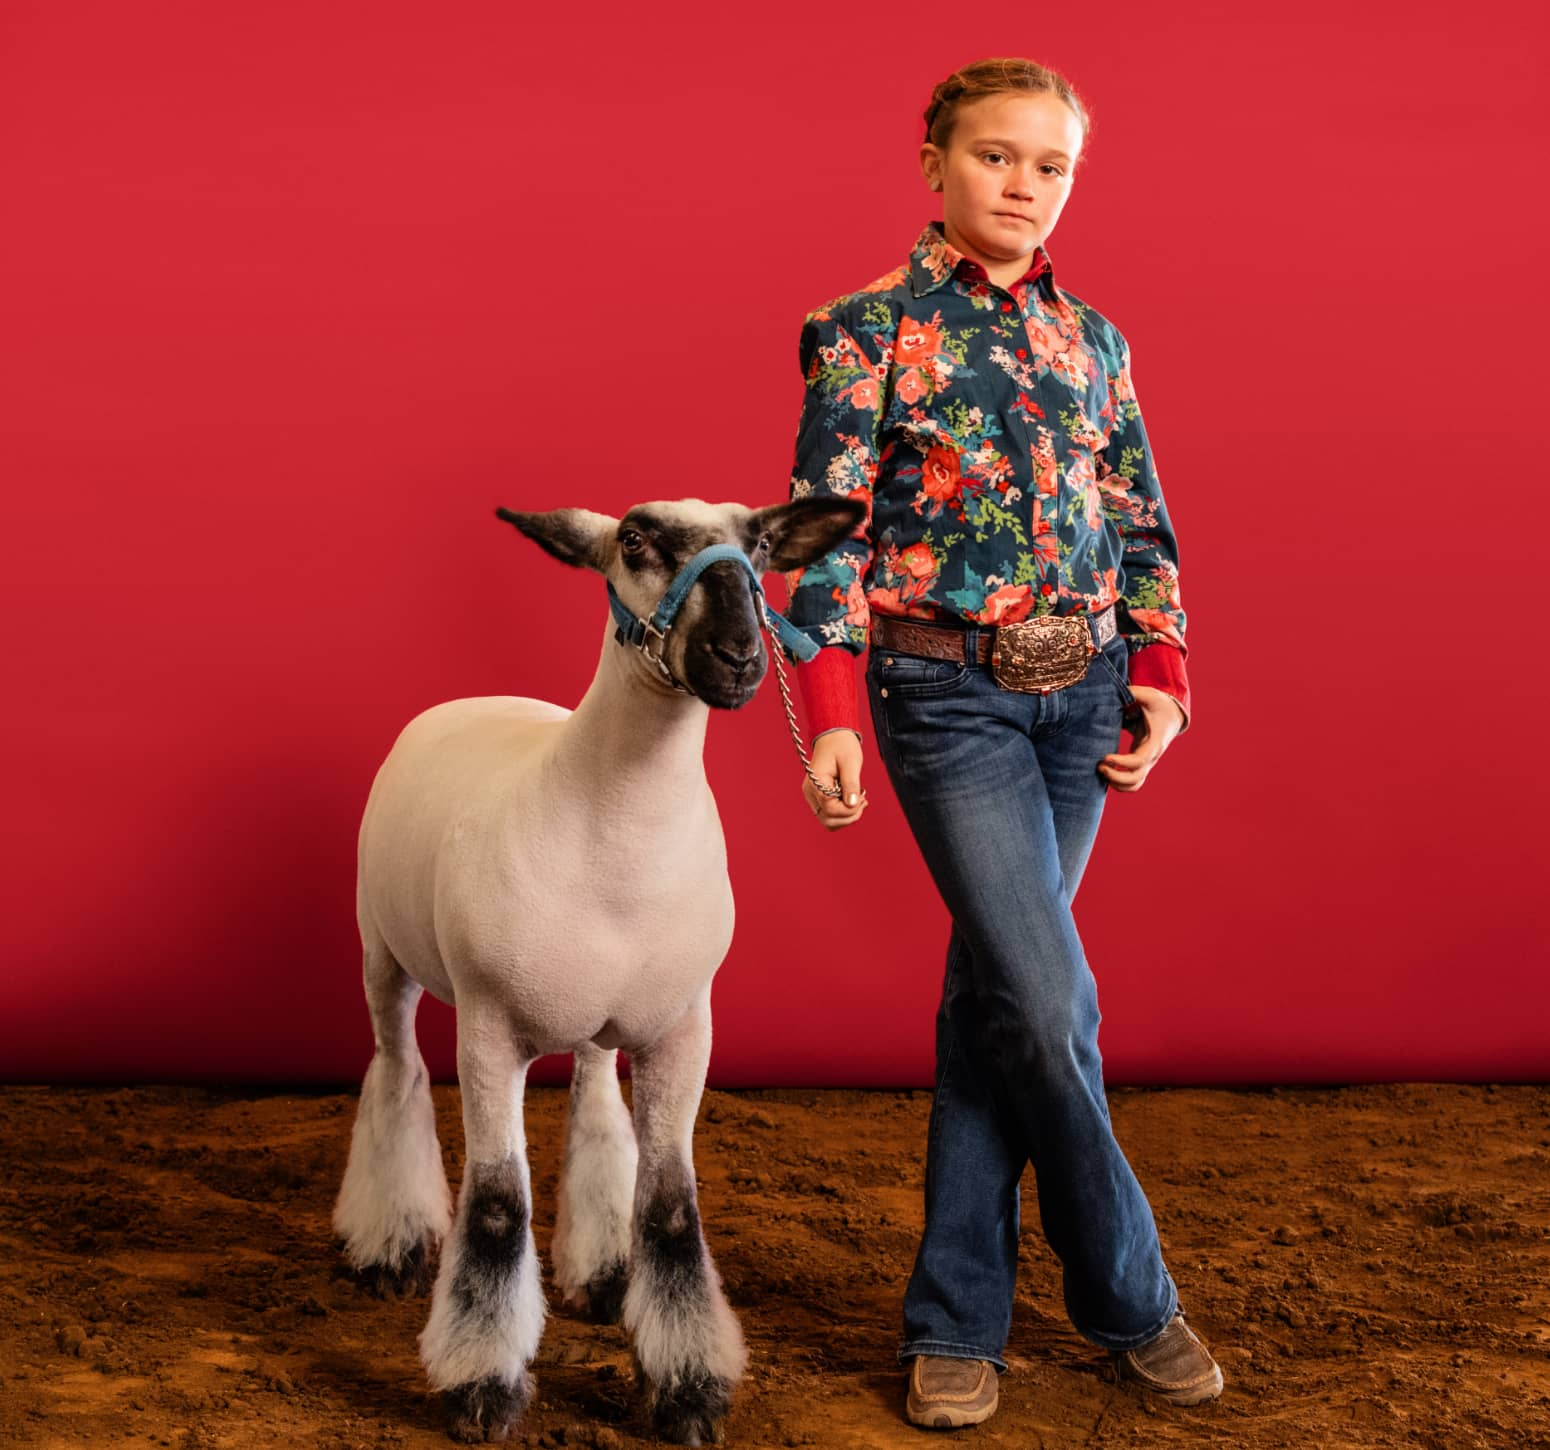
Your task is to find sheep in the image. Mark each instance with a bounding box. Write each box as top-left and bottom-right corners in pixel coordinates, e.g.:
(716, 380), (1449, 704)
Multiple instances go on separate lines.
(332, 494), (865, 1445)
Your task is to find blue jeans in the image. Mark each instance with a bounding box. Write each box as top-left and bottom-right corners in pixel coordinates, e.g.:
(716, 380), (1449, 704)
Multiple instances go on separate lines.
(866, 622), (1179, 1368)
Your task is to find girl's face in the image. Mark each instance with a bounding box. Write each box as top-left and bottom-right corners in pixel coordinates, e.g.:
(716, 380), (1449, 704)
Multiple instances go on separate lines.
(920, 91), (1084, 269)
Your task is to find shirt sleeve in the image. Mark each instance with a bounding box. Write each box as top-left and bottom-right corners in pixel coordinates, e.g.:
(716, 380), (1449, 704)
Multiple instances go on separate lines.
(793, 645), (861, 743)
(1104, 331), (1193, 731)
(782, 304), (886, 656)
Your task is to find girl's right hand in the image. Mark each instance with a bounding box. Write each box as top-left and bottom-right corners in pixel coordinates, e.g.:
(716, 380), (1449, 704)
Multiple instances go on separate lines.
(802, 730), (868, 830)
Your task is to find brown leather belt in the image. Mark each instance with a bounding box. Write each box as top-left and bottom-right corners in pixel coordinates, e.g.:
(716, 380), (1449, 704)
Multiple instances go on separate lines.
(871, 604), (1118, 694)
(871, 604), (1117, 663)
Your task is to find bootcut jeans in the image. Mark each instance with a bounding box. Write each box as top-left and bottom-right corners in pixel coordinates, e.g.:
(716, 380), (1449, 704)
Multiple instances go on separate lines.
(865, 620), (1180, 1369)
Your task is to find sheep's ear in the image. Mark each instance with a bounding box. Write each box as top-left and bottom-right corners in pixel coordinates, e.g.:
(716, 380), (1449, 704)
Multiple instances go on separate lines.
(753, 496), (868, 571)
(495, 507), (617, 573)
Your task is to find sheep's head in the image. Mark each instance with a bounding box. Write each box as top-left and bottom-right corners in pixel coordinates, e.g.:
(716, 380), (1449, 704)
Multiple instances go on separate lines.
(497, 496), (865, 709)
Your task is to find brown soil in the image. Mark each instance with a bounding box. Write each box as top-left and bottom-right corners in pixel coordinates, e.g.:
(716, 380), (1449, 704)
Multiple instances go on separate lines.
(3, 1083), (1549, 1449)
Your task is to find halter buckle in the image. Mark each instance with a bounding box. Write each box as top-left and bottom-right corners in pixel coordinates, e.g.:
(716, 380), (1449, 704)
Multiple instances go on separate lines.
(637, 618), (690, 692)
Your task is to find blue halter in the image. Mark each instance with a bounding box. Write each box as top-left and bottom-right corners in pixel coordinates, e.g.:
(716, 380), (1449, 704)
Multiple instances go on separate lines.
(605, 544), (818, 690)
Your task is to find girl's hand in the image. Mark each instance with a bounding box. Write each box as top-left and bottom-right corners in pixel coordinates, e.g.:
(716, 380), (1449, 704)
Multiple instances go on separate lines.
(802, 730), (868, 829)
(1098, 686), (1185, 792)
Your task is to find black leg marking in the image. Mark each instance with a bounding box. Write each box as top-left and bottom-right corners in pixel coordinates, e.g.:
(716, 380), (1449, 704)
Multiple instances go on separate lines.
(639, 1173), (708, 1314)
(452, 1158), (528, 1315)
(340, 1236), (436, 1298)
(585, 1260), (628, 1324)
(633, 1171), (733, 1443)
(444, 1372), (532, 1444)
(649, 1369), (733, 1446)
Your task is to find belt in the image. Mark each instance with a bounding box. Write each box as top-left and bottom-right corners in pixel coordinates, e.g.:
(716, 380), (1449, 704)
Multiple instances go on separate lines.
(871, 603), (1117, 665)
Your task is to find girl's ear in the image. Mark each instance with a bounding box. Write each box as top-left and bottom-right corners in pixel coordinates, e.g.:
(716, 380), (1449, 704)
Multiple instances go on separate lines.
(754, 497), (868, 571)
(495, 507), (618, 573)
(920, 143), (943, 191)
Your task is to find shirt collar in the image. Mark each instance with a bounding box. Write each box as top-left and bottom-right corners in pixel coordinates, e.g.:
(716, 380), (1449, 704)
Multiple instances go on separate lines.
(908, 219), (1054, 299)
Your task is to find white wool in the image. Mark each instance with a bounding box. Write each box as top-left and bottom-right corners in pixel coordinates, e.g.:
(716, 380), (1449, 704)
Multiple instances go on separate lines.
(553, 1045), (638, 1303)
(624, 1242), (749, 1390)
(420, 1214), (547, 1389)
(332, 1049), (451, 1268)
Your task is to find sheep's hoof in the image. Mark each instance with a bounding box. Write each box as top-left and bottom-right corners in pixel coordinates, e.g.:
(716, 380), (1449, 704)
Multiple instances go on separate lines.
(349, 1238), (436, 1298)
(648, 1372), (732, 1446)
(445, 1372), (531, 1444)
(585, 1262), (628, 1324)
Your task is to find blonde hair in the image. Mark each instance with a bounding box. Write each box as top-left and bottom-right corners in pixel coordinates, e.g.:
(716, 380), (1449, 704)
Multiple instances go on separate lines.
(923, 57), (1091, 159)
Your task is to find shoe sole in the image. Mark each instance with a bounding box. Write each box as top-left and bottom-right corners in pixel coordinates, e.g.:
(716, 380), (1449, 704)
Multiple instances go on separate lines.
(905, 1392), (998, 1430)
(1121, 1364), (1224, 1405)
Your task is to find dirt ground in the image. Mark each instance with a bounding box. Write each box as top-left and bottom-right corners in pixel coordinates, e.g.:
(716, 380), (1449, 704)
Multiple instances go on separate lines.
(2, 1082), (1549, 1450)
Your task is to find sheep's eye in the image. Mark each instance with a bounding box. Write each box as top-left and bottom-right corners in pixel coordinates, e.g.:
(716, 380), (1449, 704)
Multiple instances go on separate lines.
(620, 529), (646, 555)
(757, 533), (772, 553)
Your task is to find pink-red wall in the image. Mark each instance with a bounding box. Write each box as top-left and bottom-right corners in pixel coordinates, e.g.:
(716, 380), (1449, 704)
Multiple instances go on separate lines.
(4, 1), (1544, 1086)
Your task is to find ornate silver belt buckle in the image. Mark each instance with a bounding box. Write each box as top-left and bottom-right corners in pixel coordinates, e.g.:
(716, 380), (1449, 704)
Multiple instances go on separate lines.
(990, 615), (1092, 694)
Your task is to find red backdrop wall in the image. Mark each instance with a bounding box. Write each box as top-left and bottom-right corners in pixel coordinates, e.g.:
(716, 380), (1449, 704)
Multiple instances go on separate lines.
(3, 0), (1545, 1086)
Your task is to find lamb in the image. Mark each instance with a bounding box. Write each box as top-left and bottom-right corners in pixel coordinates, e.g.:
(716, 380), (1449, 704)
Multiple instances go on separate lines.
(332, 494), (865, 1445)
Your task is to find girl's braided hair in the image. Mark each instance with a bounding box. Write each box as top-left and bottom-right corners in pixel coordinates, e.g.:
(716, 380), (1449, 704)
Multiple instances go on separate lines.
(923, 57), (1091, 158)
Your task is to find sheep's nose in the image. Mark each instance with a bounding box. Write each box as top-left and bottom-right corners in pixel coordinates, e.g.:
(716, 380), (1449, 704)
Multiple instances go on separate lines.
(711, 643), (761, 676)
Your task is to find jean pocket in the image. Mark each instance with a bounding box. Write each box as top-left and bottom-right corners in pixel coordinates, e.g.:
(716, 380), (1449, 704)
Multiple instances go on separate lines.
(868, 648), (971, 699)
(1093, 639), (1138, 712)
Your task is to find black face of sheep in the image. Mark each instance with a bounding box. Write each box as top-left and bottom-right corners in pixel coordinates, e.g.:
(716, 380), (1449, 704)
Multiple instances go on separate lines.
(498, 496), (866, 710)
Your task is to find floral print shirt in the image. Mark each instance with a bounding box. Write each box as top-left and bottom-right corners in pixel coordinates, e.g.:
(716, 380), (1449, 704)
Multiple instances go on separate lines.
(784, 219), (1191, 730)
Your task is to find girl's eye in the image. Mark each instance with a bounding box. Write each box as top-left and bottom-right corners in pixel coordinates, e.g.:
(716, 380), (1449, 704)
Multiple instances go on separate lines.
(983, 151), (1007, 165)
(1039, 164), (1065, 177)
(620, 530), (645, 554)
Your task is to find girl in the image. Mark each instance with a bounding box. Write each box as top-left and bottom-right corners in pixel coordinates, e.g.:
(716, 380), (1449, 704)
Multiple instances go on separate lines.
(782, 57), (1224, 1429)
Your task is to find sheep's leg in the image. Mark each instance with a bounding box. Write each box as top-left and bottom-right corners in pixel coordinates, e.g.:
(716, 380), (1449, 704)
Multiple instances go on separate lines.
(624, 990), (747, 1446)
(333, 936), (451, 1296)
(420, 1012), (544, 1444)
(553, 1042), (638, 1322)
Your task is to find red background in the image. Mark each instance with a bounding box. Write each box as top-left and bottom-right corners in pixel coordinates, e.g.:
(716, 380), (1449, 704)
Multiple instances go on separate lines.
(3, 0), (1545, 1086)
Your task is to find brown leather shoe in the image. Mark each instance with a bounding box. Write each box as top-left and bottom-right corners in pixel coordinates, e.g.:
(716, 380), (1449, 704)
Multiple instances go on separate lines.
(1111, 1310), (1224, 1405)
(905, 1354), (999, 1429)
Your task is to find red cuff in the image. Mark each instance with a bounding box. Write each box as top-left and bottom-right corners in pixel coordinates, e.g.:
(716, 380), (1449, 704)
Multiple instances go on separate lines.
(1126, 642), (1191, 731)
(793, 647), (861, 741)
